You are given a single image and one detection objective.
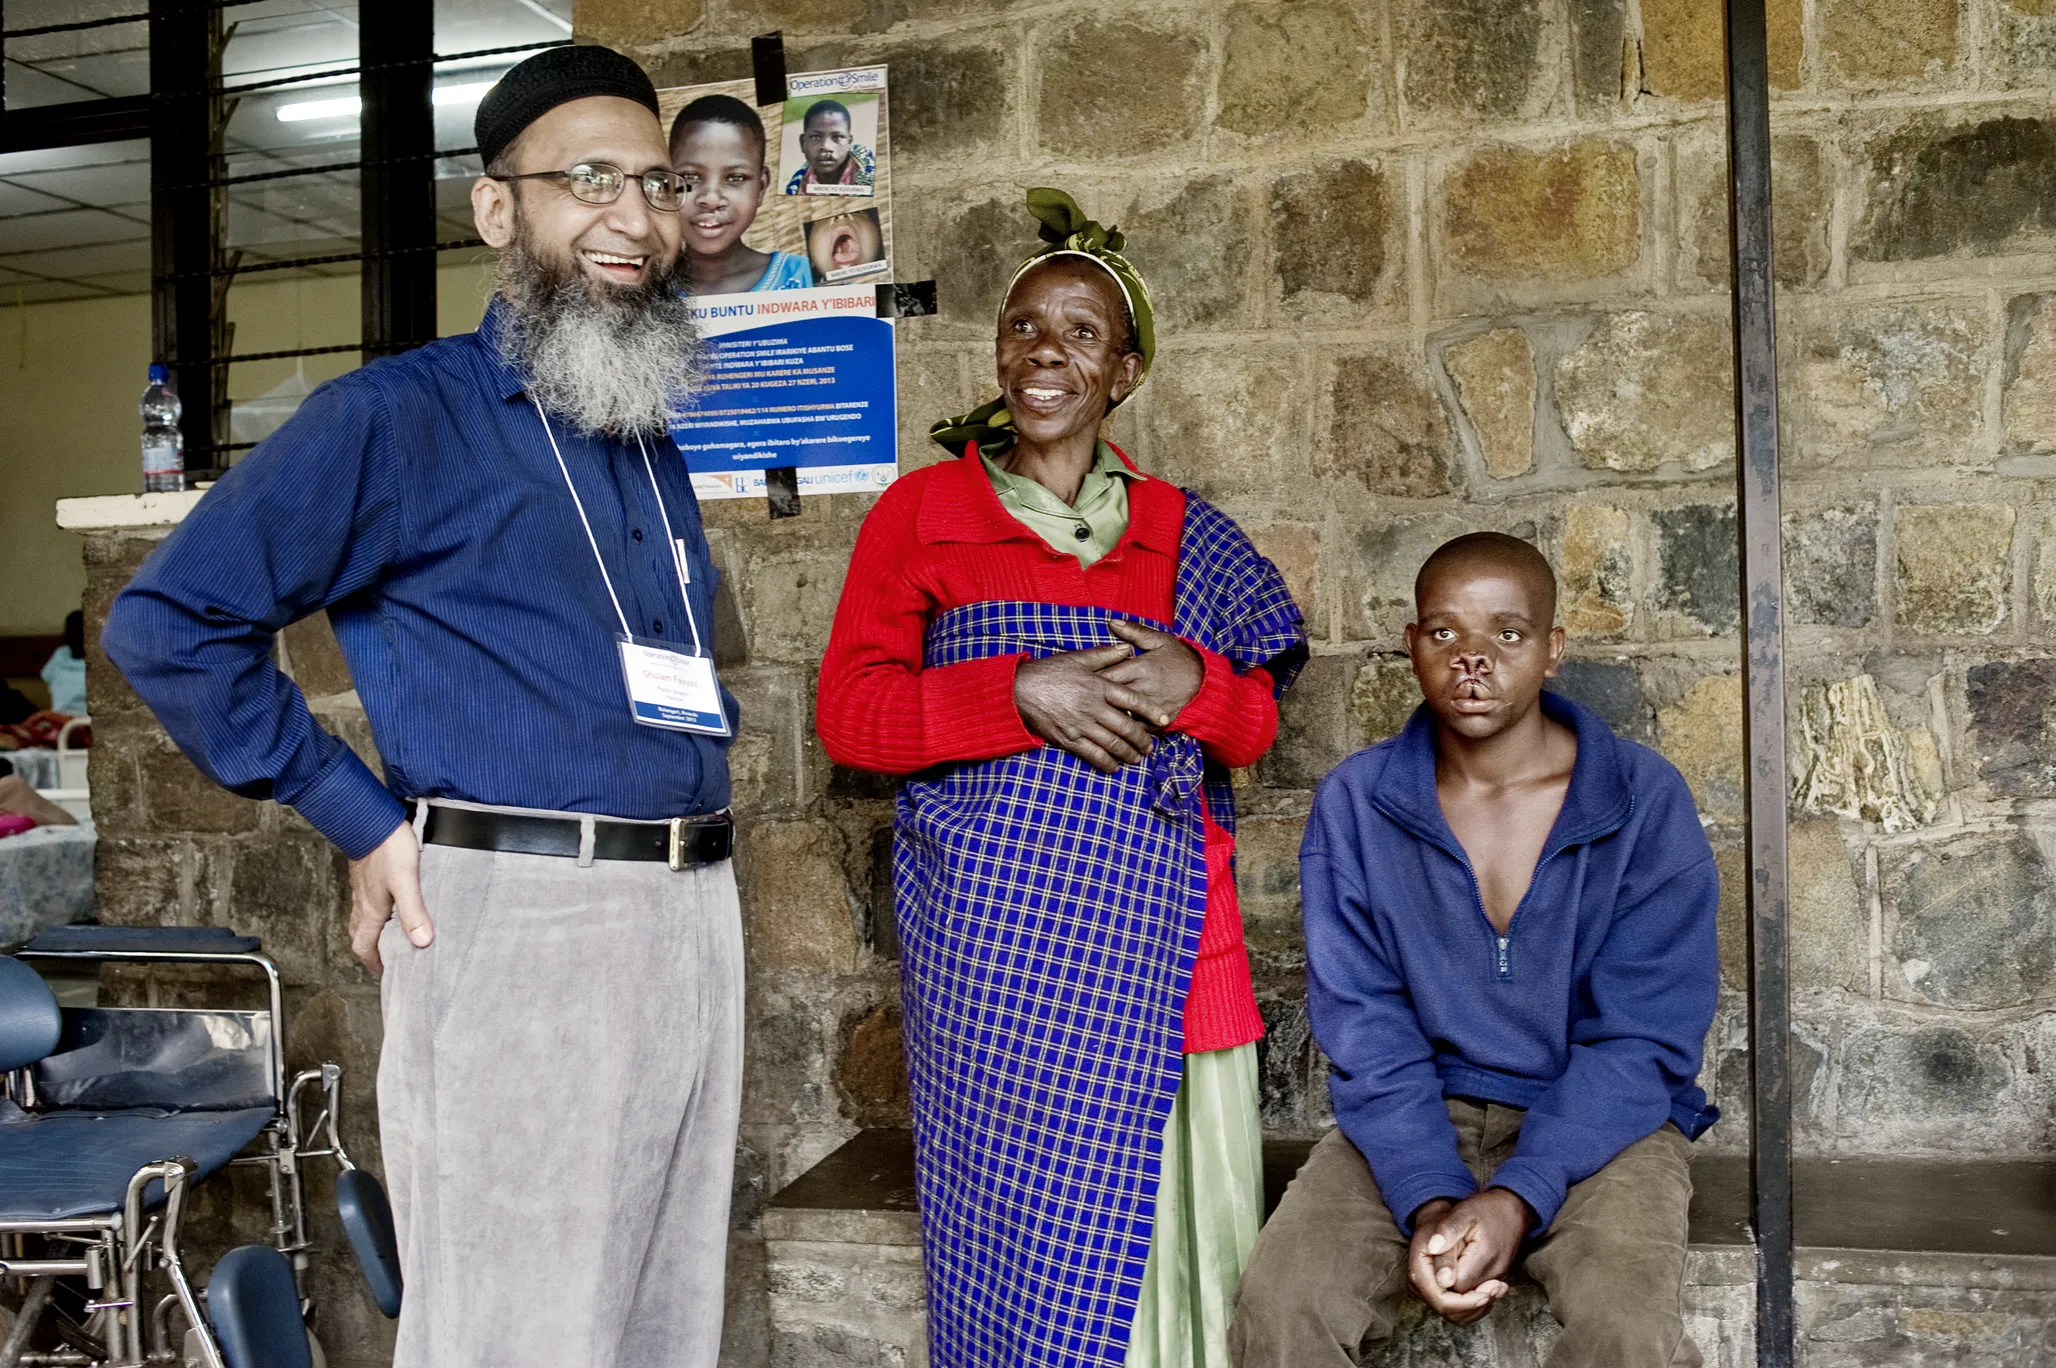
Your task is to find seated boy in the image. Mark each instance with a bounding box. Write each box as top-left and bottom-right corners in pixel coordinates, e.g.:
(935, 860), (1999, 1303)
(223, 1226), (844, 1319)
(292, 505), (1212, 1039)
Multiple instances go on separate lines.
(784, 98), (875, 194)
(669, 94), (813, 294)
(1230, 532), (1719, 1367)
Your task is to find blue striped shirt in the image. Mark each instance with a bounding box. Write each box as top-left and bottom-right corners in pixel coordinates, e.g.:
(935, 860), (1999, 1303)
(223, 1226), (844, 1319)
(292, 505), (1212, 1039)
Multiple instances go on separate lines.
(104, 300), (735, 859)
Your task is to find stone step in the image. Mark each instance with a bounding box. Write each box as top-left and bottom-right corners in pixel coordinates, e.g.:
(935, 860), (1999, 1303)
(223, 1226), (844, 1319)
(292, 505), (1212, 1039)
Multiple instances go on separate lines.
(763, 1129), (2056, 1367)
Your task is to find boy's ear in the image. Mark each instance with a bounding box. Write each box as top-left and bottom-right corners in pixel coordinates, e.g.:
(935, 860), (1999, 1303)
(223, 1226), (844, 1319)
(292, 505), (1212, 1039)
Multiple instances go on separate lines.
(1543, 624), (1567, 678)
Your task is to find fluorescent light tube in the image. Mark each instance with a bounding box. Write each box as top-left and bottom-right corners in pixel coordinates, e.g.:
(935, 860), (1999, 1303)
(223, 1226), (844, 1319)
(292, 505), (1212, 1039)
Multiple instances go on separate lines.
(276, 82), (497, 123)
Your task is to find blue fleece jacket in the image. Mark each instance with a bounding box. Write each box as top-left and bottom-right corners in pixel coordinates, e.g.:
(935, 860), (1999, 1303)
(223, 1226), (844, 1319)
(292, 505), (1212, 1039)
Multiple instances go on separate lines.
(1301, 691), (1720, 1234)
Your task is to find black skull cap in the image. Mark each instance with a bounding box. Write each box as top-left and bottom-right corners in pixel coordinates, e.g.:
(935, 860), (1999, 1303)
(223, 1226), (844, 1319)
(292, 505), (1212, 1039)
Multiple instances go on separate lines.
(475, 43), (661, 170)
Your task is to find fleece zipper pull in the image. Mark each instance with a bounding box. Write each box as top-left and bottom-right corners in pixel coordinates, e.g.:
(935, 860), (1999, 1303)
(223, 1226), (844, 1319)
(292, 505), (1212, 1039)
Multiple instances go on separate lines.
(1495, 935), (1512, 980)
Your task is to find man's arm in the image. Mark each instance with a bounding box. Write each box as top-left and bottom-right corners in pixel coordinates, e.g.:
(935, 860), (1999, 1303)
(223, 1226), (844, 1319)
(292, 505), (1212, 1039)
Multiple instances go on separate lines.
(103, 377), (406, 859)
(1301, 794), (1477, 1231)
(1484, 782), (1721, 1232)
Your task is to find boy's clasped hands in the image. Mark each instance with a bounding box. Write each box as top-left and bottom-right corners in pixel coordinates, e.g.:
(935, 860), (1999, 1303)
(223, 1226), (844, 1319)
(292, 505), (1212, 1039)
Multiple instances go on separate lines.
(1408, 1189), (1536, 1324)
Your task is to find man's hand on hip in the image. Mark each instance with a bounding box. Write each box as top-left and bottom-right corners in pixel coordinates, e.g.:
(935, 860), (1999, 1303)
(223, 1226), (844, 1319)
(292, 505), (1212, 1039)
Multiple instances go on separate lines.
(348, 819), (434, 974)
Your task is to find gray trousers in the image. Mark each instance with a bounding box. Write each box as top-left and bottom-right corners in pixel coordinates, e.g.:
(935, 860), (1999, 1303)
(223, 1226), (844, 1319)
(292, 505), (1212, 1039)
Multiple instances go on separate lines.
(1231, 1098), (1700, 1368)
(376, 813), (744, 1368)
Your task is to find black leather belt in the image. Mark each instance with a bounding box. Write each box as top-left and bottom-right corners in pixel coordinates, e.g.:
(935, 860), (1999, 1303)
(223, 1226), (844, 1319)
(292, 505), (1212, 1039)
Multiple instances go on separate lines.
(413, 803), (732, 870)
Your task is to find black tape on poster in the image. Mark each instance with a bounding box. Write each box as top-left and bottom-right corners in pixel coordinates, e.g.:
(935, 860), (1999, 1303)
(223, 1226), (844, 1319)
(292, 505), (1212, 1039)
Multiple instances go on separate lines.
(877, 280), (937, 318)
(765, 465), (802, 520)
(751, 32), (789, 107)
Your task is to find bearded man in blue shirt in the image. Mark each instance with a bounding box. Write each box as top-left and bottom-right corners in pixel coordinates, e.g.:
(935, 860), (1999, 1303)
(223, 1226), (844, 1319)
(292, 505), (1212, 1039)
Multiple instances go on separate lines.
(1230, 533), (1719, 1367)
(104, 45), (741, 1368)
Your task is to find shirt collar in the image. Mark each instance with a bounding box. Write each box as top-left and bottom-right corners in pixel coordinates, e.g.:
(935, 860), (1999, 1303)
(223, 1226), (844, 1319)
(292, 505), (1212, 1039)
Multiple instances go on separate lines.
(476, 297), (529, 401)
(1371, 690), (1633, 860)
(918, 442), (1180, 553)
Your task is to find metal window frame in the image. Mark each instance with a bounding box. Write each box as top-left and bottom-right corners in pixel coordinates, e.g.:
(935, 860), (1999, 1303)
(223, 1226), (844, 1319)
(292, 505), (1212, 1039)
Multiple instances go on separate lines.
(0, 0), (452, 474)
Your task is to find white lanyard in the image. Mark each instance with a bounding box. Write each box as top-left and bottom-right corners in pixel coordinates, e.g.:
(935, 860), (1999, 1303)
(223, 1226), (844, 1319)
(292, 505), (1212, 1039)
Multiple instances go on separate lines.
(532, 398), (704, 656)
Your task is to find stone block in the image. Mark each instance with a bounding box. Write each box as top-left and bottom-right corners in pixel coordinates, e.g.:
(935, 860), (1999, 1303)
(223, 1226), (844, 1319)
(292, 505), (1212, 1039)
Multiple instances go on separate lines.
(1653, 504), (1739, 636)
(1549, 659), (1652, 743)
(1341, 513), (1472, 642)
(1395, 0), (1550, 122)
(226, 837), (346, 988)
(1793, 675), (1939, 831)
(894, 348), (972, 475)
(1793, 302), (1986, 462)
(1885, 830), (2054, 1009)
(2004, 292), (2056, 455)
(744, 990), (838, 1130)
(1658, 674), (1743, 820)
(1317, 350), (1455, 498)
(1854, 116), (2056, 263)
(1443, 328), (1535, 479)
(1571, 0), (1628, 108)
(1985, 0), (2056, 85)
(1555, 313), (1734, 474)
(769, 1324), (910, 1367)
(739, 820), (860, 975)
(1790, 820), (1869, 995)
(1269, 161), (1398, 313)
(1138, 349), (1311, 500)
(879, 43), (1008, 165)
(1967, 657), (2056, 795)
(1785, 506), (1878, 628)
(1678, 134), (1832, 290)
(1711, 833), (1749, 989)
(1820, 0), (1960, 86)
(1557, 504), (1637, 639)
(1233, 813), (1310, 957)
(1035, 17), (1207, 160)
(1443, 141), (1640, 283)
(139, 737), (260, 835)
(1218, 2), (1376, 137)
(1256, 654), (1356, 791)
(724, 669), (808, 816)
(280, 611), (353, 699)
(1641, 0), (1802, 96)
(897, 190), (1032, 337)
(737, 531), (857, 666)
(93, 835), (189, 927)
(1254, 995), (1318, 1132)
(1894, 503), (2014, 636)
(574, 0), (703, 46)
(1125, 176), (1260, 332)
(837, 1000), (909, 1128)
(1242, 523), (1321, 644)
(1352, 654), (1420, 747)
(1835, 1023), (2012, 1147)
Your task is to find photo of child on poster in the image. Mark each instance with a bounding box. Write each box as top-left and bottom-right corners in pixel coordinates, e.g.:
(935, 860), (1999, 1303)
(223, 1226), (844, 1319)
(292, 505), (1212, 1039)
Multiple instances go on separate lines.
(804, 208), (885, 285)
(655, 66), (899, 500)
(781, 94), (878, 196)
(656, 66), (891, 295)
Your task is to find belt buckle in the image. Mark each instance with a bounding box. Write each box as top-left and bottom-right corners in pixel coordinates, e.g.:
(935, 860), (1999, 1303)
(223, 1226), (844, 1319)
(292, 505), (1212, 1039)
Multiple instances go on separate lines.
(667, 818), (685, 872)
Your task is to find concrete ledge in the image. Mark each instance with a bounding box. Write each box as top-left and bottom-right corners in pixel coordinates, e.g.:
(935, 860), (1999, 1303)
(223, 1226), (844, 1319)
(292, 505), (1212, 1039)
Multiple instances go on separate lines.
(55, 490), (205, 530)
(763, 1130), (2056, 1367)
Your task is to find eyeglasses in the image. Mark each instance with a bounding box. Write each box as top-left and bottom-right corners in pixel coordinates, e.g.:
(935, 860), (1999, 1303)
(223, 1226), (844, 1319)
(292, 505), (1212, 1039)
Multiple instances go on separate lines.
(488, 162), (688, 212)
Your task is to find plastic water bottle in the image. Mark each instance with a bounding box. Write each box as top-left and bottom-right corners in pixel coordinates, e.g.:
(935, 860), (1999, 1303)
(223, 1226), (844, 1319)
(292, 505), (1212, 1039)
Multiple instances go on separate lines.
(141, 363), (184, 494)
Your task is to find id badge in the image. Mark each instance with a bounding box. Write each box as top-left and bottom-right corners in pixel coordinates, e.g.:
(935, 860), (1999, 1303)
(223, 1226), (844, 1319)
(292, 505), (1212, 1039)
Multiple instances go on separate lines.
(617, 634), (731, 736)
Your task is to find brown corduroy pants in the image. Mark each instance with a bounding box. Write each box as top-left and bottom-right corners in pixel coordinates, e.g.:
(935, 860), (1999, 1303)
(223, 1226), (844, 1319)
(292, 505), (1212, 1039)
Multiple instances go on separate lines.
(1229, 1097), (1701, 1368)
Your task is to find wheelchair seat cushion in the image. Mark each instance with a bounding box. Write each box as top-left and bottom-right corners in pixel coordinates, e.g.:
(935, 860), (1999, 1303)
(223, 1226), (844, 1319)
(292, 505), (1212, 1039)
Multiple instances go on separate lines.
(0, 1101), (273, 1219)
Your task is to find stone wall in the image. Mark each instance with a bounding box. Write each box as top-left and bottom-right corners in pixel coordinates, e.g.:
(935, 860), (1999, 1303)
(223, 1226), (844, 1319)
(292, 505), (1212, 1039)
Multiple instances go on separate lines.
(69, 0), (2056, 1360)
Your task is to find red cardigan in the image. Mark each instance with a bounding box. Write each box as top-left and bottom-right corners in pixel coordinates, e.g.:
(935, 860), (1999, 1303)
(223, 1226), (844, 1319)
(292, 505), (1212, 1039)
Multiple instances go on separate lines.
(817, 447), (1272, 1053)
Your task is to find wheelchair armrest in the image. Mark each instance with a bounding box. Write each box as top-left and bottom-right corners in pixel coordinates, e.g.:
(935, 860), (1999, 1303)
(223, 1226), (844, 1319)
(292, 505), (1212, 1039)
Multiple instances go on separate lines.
(22, 926), (261, 956)
(336, 1168), (403, 1319)
(0, 956), (61, 1074)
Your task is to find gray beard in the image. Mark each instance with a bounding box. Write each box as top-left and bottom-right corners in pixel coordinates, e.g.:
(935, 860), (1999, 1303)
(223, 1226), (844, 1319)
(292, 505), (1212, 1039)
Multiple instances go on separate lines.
(494, 233), (702, 436)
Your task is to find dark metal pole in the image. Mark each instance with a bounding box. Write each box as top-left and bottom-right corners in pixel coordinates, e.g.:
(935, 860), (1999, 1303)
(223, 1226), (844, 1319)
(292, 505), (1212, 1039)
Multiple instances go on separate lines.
(360, 4), (437, 362)
(150, 0), (215, 468)
(1723, 0), (1794, 1363)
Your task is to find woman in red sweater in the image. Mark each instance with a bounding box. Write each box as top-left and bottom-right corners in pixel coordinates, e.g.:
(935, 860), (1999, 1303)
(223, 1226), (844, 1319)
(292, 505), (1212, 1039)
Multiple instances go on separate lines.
(817, 189), (1305, 1368)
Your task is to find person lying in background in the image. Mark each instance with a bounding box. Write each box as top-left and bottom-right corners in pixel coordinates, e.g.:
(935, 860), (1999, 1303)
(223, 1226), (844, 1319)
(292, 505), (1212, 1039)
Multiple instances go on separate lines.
(668, 94), (812, 294)
(41, 611), (87, 717)
(0, 773), (76, 831)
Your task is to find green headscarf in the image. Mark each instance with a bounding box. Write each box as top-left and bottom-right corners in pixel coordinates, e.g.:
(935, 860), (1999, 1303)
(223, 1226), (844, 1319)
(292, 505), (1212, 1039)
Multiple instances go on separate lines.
(930, 187), (1157, 459)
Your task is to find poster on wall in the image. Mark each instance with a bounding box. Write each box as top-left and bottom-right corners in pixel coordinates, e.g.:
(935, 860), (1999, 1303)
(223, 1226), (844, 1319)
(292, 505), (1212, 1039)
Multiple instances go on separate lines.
(657, 66), (896, 498)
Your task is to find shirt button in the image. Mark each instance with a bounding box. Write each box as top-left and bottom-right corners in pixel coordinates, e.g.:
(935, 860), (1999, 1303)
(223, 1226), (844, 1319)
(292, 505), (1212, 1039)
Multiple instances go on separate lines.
(652, 619), (664, 634)
(1073, 524), (1091, 541)
(632, 528), (644, 542)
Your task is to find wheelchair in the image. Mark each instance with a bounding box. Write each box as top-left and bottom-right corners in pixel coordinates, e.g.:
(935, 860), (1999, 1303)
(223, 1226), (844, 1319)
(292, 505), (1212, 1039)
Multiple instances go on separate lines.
(0, 927), (401, 1368)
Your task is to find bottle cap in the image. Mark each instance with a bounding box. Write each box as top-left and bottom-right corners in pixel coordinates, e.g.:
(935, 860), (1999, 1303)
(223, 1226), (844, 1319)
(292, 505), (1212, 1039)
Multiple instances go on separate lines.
(147, 363), (169, 383)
